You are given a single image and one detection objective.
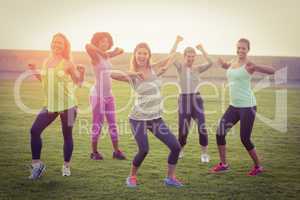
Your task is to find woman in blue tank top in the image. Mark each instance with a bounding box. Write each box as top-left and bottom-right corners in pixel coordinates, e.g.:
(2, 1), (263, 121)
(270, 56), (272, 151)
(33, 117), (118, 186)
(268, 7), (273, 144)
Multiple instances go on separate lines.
(210, 38), (275, 176)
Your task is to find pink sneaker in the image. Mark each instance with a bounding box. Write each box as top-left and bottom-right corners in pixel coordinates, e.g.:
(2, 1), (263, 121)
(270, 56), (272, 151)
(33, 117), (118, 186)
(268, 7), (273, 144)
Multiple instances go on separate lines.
(90, 152), (104, 160)
(248, 166), (264, 176)
(126, 176), (137, 188)
(113, 150), (126, 160)
(210, 162), (230, 173)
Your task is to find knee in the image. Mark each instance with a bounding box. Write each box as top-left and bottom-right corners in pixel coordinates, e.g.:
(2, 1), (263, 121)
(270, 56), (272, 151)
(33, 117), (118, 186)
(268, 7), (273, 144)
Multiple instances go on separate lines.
(138, 147), (149, 157)
(171, 142), (181, 154)
(240, 137), (254, 151)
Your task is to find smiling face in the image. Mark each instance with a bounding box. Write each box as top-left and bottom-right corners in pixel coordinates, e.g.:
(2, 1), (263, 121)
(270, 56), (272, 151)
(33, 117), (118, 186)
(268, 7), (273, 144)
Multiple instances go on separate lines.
(135, 47), (150, 68)
(97, 37), (110, 51)
(51, 35), (65, 56)
(236, 41), (250, 59)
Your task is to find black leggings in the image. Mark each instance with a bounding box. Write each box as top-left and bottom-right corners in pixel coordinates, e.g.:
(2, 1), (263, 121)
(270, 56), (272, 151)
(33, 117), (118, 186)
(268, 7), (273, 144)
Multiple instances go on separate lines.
(129, 118), (181, 167)
(30, 107), (77, 162)
(178, 93), (208, 147)
(216, 106), (256, 151)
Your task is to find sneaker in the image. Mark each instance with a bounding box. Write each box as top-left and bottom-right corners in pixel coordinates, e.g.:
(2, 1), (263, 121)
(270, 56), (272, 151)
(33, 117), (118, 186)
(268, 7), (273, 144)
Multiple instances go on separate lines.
(90, 151), (104, 160)
(248, 166), (264, 176)
(126, 176), (137, 188)
(62, 165), (71, 176)
(201, 153), (210, 163)
(210, 162), (229, 173)
(113, 150), (126, 160)
(179, 150), (184, 159)
(28, 162), (46, 180)
(164, 177), (183, 188)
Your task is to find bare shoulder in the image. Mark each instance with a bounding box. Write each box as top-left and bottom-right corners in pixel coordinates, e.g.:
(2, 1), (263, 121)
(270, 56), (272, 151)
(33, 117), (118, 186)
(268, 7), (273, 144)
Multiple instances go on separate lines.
(63, 59), (75, 72)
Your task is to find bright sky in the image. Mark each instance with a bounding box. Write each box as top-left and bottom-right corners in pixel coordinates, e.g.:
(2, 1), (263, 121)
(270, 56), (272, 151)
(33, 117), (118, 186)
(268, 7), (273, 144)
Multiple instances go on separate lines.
(1, 0), (299, 56)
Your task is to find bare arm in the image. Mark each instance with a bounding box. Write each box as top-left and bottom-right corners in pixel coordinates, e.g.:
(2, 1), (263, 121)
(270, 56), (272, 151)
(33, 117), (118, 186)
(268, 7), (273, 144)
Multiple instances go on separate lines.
(107, 47), (124, 58)
(85, 43), (108, 65)
(27, 64), (42, 81)
(152, 35), (184, 69)
(65, 61), (85, 86)
(193, 43), (213, 73)
(111, 70), (143, 83)
(217, 57), (231, 69)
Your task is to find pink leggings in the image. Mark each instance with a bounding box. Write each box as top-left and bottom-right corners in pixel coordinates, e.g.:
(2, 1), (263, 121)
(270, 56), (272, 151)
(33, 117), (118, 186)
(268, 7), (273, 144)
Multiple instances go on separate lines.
(90, 95), (119, 143)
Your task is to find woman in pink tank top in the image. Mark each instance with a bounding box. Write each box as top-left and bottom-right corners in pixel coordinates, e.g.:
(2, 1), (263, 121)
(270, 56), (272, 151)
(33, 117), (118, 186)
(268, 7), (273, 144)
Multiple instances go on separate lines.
(85, 32), (126, 160)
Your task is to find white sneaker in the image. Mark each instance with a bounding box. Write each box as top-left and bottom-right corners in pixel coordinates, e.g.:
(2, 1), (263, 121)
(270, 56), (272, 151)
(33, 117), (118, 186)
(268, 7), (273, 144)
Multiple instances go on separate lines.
(62, 165), (71, 176)
(179, 150), (184, 159)
(28, 162), (46, 180)
(200, 153), (210, 163)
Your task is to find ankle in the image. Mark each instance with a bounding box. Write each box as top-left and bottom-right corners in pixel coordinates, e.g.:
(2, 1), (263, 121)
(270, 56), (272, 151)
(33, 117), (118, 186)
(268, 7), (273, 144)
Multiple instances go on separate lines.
(201, 146), (208, 154)
(32, 162), (42, 168)
(220, 162), (228, 166)
(64, 162), (70, 168)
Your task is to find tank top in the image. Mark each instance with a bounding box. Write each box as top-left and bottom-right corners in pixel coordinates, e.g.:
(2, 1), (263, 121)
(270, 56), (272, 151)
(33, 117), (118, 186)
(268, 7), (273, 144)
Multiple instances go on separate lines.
(41, 59), (77, 112)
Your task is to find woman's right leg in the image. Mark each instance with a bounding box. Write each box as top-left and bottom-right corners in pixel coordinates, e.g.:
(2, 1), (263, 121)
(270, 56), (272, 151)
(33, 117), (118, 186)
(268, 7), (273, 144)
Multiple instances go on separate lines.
(30, 108), (58, 163)
(29, 108), (58, 179)
(216, 106), (239, 165)
(129, 119), (149, 176)
(90, 95), (105, 154)
(178, 94), (192, 148)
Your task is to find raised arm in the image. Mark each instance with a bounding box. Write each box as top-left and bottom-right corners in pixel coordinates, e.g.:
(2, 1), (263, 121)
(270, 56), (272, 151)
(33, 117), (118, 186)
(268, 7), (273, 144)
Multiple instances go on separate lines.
(65, 61), (85, 86)
(85, 43), (108, 65)
(193, 43), (213, 73)
(217, 57), (231, 70)
(107, 47), (124, 58)
(152, 35), (184, 69)
(27, 63), (42, 81)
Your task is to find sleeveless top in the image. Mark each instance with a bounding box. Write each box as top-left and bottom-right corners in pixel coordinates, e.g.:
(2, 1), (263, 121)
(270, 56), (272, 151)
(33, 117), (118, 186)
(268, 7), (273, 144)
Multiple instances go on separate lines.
(41, 59), (77, 112)
(226, 64), (256, 107)
(90, 55), (113, 97)
(129, 68), (163, 120)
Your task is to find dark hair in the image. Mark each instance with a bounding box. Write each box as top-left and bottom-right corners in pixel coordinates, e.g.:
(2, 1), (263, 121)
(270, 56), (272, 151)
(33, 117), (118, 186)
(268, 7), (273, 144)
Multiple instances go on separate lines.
(130, 42), (152, 72)
(91, 32), (113, 50)
(238, 38), (250, 50)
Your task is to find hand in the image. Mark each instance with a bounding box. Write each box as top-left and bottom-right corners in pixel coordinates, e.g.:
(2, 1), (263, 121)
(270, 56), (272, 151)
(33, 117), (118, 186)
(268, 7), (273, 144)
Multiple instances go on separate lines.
(77, 64), (85, 74)
(27, 63), (36, 70)
(196, 43), (204, 50)
(176, 35), (184, 43)
(246, 61), (256, 71)
(129, 72), (144, 80)
(115, 47), (124, 54)
(217, 57), (226, 66)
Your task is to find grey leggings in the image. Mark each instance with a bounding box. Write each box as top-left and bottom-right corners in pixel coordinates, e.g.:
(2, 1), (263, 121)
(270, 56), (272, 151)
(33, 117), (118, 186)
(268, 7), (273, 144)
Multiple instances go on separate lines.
(129, 118), (181, 167)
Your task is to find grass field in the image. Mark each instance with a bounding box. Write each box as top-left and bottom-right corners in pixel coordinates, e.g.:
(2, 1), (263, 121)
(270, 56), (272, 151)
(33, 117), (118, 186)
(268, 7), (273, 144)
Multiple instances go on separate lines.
(0, 79), (300, 200)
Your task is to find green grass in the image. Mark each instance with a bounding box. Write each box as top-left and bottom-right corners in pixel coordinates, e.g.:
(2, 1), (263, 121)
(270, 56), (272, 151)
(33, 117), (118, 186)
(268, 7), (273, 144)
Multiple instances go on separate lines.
(0, 79), (300, 200)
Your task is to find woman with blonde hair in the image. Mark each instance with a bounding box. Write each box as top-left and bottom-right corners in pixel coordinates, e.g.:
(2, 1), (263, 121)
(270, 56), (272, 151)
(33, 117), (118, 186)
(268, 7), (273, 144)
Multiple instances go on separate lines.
(111, 36), (184, 188)
(27, 33), (85, 179)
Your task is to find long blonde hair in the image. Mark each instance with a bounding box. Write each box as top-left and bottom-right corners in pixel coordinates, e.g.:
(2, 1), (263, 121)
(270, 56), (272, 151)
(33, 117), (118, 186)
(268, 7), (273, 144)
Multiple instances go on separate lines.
(51, 33), (71, 61)
(130, 42), (152, 72)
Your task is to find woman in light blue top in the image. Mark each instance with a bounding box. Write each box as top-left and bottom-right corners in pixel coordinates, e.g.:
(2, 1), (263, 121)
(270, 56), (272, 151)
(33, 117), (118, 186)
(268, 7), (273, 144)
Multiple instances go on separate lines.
(210, 38), (275, 176)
